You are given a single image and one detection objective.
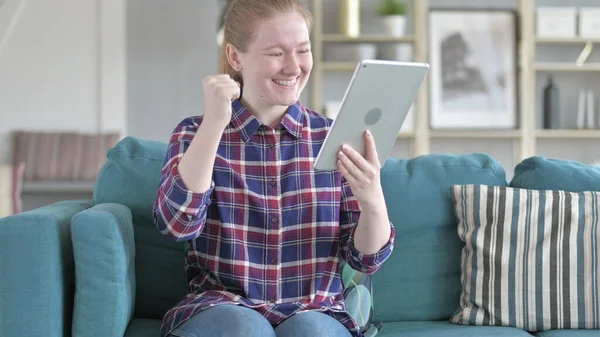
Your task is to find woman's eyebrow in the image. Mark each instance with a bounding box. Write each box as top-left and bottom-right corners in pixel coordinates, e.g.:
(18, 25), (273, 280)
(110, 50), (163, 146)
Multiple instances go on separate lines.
(262, 41), (311, 50)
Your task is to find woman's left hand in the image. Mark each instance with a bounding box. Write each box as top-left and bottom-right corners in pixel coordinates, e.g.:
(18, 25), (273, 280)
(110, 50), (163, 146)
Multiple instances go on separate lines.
(337, 130), (386, 211)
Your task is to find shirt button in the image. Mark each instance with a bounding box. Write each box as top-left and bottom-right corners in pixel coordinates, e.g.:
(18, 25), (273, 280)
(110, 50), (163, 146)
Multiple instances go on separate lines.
(269, 143), (275, 149)
(271, 216), (278, 223)
(269, 257), (276, 264)
(269, 180), (276, 186)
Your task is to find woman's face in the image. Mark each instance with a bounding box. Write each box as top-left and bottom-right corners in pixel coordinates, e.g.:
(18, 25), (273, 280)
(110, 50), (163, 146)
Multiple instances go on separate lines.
(231, 11), (313, 111)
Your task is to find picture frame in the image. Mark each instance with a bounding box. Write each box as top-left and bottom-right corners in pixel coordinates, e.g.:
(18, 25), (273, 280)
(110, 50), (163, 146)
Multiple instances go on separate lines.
(428, 9), (519, 129)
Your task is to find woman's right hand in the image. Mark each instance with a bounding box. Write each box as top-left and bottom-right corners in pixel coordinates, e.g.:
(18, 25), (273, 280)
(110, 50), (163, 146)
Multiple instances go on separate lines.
(202, 74), (241, 129)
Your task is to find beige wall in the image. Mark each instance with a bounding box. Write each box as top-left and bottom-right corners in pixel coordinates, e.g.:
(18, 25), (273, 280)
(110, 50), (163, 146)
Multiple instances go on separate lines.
(0, 0), (126, 164)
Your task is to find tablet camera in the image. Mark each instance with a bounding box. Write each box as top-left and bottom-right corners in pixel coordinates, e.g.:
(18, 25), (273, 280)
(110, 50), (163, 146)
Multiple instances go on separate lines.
(364, 108), (382, 126)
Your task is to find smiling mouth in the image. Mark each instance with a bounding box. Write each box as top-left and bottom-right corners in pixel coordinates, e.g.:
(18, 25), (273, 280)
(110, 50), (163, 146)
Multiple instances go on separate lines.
(272, 77), (298, 87)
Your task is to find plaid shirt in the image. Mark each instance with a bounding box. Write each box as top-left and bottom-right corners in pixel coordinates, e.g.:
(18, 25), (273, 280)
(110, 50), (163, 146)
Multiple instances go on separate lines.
(153, 99), (395, 337)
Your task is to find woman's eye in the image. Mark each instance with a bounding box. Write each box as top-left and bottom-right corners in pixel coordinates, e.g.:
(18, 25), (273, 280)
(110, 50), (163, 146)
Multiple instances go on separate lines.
(270, 53), (283, 57)
(299, 49), (310, 54)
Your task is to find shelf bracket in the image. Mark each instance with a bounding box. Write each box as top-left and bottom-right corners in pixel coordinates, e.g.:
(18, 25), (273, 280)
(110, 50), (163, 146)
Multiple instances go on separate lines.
(575, 41), (593, 67)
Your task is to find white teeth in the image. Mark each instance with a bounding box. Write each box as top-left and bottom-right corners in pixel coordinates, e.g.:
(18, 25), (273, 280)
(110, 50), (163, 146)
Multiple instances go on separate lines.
(273, 79), (297, 87)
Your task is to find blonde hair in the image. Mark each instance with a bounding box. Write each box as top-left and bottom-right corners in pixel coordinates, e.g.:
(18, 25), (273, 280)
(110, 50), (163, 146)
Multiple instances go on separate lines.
(218, 0), (312, 86)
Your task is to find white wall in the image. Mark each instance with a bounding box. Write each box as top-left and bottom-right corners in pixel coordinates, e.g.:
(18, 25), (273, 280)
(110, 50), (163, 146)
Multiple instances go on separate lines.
(125, 0), (220, 142)
(0, 0), (125, 164)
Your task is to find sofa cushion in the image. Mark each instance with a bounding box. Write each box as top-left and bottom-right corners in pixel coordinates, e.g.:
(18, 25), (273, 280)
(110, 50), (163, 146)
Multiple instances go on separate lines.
(0, 199), (91, 337)
(94, 137), (188, 319)
(124, 318), (162, 337)
(450, 184), (600, 331)
(71, 203), (136, 337)
(511, 156), (600, 192)
(94, 136), (167, 217)
(372, 153), (507, 323)
(376, 321), (533, 337)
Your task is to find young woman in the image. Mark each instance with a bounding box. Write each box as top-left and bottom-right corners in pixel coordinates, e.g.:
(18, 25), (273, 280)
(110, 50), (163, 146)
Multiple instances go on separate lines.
(153, 0), (395, 336)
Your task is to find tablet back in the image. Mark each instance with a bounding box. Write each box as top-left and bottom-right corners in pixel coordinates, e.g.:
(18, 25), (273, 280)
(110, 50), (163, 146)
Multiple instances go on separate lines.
(314, 60), (429, 170)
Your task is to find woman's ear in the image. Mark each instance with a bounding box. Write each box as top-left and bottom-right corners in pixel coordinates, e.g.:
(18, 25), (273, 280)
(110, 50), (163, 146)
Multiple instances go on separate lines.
(226, 43), (243, 72)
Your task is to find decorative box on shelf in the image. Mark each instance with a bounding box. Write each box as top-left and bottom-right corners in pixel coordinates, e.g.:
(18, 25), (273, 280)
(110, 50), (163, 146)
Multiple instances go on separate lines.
(536, 7), (577, 38)
(579, 8), (600, 38)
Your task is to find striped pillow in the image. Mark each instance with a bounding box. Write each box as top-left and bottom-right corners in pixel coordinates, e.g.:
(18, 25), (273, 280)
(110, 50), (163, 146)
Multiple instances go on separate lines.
(450, 184), (600, 332)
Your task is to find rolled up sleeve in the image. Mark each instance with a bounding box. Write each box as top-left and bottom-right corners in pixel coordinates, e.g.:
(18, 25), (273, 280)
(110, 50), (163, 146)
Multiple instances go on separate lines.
(153, 116), (215, 242)
(338, 177), (395, 274)
(345, 221), (395, 274)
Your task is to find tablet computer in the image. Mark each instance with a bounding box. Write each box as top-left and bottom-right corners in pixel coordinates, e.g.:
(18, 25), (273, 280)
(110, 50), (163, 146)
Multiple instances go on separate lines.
(313, 59), (429, 170)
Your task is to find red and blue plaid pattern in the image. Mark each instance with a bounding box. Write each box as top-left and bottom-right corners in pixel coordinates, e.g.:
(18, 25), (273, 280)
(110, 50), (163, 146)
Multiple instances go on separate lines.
(153, 99), (395, 336)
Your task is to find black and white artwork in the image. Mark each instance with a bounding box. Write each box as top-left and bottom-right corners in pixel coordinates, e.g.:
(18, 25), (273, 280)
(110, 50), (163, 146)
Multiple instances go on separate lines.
(429, 10), (518, 129)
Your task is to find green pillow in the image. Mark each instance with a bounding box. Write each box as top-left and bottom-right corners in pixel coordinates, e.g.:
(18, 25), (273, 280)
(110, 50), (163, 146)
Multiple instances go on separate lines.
(342, 262), (380, 334)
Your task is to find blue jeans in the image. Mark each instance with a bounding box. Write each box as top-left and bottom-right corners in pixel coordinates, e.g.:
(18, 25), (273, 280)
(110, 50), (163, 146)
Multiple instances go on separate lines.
(168, 304), (353, 337)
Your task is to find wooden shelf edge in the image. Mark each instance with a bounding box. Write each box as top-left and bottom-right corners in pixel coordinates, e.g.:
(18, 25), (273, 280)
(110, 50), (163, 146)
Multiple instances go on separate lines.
(322, 61), (417, 71)
(397, 132), (415, 139)
(322, 62), (358, 71)
(535, 37), (600, 44)
(322, 34), (415, 43)
(430, 130), (522, 139)
(535, 63), (600, 71)
(536, 129), (600, 139)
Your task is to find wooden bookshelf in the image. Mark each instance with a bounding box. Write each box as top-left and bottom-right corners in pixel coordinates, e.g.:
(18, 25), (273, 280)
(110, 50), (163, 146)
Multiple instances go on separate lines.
(309, 0), (600, 161)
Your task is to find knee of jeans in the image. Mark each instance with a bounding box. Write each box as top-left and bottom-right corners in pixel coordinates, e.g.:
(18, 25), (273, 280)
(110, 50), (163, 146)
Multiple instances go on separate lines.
(226, 309), (275, 337)
(174, 305), (276, 337)
(274, 311), (352, 337)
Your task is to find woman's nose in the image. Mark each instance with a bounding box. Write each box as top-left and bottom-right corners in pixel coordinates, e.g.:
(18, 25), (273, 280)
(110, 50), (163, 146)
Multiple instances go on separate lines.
(284, 55), (300, 74)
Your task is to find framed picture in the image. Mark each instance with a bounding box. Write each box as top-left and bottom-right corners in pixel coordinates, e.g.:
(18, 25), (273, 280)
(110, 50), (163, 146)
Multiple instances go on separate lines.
(428, 9), (518, 129)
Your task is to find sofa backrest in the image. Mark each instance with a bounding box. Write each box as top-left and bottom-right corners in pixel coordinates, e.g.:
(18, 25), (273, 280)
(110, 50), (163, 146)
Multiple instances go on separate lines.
(93, 136), (511, 324)
(372, 153), (508, 323)
(93, 136), (188, 319)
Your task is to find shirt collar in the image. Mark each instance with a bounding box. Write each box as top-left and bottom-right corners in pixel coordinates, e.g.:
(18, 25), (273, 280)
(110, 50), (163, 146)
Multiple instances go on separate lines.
(230, 99), (304, 143)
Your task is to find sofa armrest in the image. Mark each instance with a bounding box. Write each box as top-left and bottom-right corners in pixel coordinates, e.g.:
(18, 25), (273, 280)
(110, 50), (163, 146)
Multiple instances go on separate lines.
(71, 203), (136, 337)
(0, 199), (92, 337)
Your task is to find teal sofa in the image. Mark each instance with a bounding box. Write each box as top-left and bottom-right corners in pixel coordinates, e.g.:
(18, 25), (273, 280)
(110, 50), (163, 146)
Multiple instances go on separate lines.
(1, 136), (600, 337)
